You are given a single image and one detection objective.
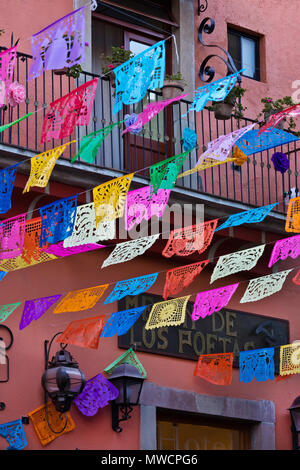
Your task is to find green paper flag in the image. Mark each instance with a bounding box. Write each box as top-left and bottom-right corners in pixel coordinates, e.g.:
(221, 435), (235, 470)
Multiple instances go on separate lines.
(0, 302), (21, 323)
(0, 113), (34, 134)
(104, 348), (147, 378)
(71, 121), (124, 164)
(149, 151), (189, 195)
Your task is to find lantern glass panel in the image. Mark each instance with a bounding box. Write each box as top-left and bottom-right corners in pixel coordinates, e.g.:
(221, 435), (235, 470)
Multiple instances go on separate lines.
(290, 408), (300, 432)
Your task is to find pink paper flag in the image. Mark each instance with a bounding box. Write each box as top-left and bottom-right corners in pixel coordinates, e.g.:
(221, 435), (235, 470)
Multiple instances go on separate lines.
(268, 234), (300, 268)
(41, 78), (98, 143)
(192, 283), (239, 321)
(125, 185), (171, 231)
(122, 93), (189, 134)
(0, 213), (26, 260)
(0, 45), (18, 106)
(42, 241), (105, 257)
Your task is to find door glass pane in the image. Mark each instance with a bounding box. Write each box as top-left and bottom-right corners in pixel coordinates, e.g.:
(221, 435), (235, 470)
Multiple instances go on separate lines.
(241, 36), (256, 78)
(157, 417), (250, 450)
(129, 39), (164, 142)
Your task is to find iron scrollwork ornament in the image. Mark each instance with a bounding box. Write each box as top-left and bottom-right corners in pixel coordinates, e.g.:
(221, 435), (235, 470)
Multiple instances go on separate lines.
(198, 17), (241, 84)
(198, 0), (208, 16)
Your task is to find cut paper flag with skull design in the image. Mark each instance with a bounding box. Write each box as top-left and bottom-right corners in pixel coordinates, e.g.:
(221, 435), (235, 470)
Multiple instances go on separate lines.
(214, 203), (278, 232)
(145, 296), (190, 330)
(239, 348), (275, 383)
(101, 234), (159, 269)
(125, 185), (171, 231)
(210, 244), (265, 283)
(182, 71), (243, 117)
(93, 173), (134, 228)
(162, 220), (218, 258)
(240, 269), (293, 303)
(192, 283), (239, 321)
(104, 273), (158, 304)
(41, 78), (98, 143)
(23, 142), (75, 193)
(113, 40), (166, 115)
(28, 6), (86, 80)
(122, 93), (188, 134)
(0, 44), (18, 107)
(74, 373), (119, 416)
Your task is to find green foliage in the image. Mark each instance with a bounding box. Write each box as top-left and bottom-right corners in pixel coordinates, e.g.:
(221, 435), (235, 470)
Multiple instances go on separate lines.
(258, 96), (300, 137)
(100, 46), (134, 75)
(164, 72), (187, 86)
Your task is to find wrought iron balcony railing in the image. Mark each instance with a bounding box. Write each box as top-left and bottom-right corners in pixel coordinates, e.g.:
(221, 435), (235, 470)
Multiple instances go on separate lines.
(0, 46), (298, 215)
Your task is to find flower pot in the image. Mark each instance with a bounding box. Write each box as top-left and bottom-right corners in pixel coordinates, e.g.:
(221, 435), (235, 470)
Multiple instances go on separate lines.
(161, 80), (185, 100)
(53, 67), (69, 76)
(214, 101), (234, 120)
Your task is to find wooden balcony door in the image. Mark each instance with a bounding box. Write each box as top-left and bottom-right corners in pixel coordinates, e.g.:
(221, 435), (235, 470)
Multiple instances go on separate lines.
(123, 31), (173, 177)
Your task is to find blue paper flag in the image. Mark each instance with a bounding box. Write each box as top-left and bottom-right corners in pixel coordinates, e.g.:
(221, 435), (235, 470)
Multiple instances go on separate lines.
(235, 128), (299, 155)
(113, 40), (165, 115)
(39, 195), (78, 247)
(182, 70), (243, 117)
(0, 163), (21, 215)
(104, 273), (159, 305)
(0, 271), (7, 282)
(239, 348), (275, 383)
(0, 419), (27, 450)
(214, 203), (278, 232)
(101, 305), (148, 337)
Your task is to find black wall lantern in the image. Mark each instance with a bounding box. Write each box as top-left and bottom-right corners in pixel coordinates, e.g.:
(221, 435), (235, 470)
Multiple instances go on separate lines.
(108, 364), (145, 433)
(288, 396), (300, 450)
(42, 333), (86, 414)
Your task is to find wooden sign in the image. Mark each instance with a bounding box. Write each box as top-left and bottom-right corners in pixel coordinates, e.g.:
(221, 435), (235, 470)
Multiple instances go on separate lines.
(117, 293), (290, 368)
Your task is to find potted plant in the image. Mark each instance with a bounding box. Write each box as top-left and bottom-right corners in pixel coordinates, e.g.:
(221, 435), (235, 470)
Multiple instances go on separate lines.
(100, 46), (134, 88)
(210, 84), (247, 120)
(257, 96), (300, 136)
(161, 72), (186, 100)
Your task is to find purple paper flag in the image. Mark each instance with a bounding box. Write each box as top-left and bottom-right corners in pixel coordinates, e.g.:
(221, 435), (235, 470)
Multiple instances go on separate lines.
(28, 7), (86, 80)
(19, 294), (62, 330)
(74, 373), (119, 416)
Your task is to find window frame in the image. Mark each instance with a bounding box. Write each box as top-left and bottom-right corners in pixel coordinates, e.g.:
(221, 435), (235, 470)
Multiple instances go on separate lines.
(227, 27), (261, 82)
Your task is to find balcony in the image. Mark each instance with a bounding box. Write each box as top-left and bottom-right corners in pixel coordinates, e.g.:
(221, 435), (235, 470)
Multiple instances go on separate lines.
(0, 47), (297, 221)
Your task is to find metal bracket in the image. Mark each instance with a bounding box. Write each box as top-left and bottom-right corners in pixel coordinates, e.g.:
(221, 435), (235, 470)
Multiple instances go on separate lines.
(198, 17), (241, 84)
